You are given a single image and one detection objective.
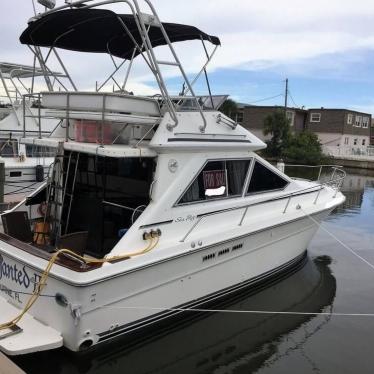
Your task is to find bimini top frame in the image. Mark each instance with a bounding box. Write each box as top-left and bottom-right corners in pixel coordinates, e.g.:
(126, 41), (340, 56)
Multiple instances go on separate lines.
(20, 0), (221, 132)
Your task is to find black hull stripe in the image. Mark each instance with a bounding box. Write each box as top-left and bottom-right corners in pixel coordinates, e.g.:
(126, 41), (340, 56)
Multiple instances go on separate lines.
(97, 251), (307, 343)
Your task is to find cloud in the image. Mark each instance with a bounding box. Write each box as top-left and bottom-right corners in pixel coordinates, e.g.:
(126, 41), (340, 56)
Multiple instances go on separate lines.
(1, 0), (374, 100)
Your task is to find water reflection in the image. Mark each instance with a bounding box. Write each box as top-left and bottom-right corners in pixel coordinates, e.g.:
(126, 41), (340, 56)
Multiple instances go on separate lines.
(331, 169), (374, 223)
(14, 256), (336, 374)
(285, 166), (374, 217)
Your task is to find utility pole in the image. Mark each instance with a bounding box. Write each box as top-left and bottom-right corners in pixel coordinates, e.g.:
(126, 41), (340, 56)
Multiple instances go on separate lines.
(284, 78), (288, 111)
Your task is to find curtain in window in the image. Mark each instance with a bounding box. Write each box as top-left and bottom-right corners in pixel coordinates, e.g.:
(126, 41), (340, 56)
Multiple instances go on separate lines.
(181, 179), (200, 203)
(227, 160), (250, 195)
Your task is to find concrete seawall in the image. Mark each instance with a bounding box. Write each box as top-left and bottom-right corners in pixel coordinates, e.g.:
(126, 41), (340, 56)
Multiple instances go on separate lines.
(327, 157), (374, 170)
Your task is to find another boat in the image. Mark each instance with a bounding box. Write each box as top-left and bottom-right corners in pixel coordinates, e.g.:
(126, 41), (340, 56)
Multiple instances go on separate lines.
(0, 0), (345, 355)
(0, 62), (62, 201)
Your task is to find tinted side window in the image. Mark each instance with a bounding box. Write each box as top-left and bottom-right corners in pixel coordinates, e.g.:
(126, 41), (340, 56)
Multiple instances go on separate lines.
(180, 159), (250, 204)
(247, 161), (288, 194)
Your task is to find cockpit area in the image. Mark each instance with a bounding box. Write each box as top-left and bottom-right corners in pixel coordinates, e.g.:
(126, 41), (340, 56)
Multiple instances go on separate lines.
(1, 152), (156, 259)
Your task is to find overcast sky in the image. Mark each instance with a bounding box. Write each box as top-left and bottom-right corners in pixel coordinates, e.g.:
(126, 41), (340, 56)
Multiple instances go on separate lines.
(1, 0), (374, 113)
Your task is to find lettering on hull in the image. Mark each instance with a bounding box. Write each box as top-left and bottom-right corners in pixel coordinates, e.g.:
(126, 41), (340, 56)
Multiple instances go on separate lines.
(0, 254), (41, 304)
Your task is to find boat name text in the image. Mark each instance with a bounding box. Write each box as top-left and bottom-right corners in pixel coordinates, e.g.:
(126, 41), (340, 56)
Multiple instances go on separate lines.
(0, 254), (39, 291)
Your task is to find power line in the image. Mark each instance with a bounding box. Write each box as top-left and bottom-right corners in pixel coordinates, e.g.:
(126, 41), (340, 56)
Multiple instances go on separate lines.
(288, 90), (300, 109)
(248, 93), (284, 105)
(284, 78), (288, 110)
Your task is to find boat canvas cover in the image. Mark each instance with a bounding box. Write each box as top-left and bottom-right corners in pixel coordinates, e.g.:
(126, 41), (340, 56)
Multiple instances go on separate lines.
(20, 8), (220, 59)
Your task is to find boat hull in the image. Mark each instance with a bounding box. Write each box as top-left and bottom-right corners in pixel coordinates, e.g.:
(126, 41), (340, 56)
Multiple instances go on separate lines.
(0, 208), (330, 353)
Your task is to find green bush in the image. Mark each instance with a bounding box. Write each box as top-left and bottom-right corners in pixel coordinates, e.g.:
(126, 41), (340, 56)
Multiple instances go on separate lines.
(261, 111), (325, 165)
(282, 131), (324, 165)
(263, 110), (291, 157)
(220, 99), (238, 120)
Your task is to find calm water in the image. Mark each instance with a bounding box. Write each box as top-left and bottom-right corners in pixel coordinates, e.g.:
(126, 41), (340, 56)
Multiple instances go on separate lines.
(13, 168), (374, 374)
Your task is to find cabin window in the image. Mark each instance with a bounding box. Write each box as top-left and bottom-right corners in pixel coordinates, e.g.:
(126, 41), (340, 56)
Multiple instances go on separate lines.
(179, 159), (251, 204)
(0, 139), (18, 157)
(26, 145), (56, 157)
(247, 161), (288, 194)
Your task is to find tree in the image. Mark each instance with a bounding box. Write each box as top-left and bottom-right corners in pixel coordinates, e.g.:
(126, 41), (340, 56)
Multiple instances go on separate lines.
(282, 131), (324, 165)
(220, 99), (238, 120)
(263, 110), (291, 157)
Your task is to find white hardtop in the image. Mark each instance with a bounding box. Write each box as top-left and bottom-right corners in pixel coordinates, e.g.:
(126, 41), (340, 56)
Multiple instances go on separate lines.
(150, 111), (266, 152)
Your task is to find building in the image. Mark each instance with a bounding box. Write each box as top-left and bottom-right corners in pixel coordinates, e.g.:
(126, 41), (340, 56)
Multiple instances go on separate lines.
(235, 102), (246, 125)
(241, 105), (307, 141)
(305, 108), (371, 150)
(240, 105), (372, 153)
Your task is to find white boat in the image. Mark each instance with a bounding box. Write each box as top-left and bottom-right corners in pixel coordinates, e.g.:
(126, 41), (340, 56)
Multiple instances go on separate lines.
(0, 0), (345, 355)
(0, 62), (63, 201)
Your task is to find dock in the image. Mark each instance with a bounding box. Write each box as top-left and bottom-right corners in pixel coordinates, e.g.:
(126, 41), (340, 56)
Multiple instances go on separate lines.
(0, 352), (25, 374)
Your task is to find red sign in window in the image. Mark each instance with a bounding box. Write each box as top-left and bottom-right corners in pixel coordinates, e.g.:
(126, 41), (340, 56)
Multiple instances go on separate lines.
(203, 170), (226, 189)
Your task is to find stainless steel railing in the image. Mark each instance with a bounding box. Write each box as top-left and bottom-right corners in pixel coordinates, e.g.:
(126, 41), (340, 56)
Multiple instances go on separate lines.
(284, 164), (346, 193)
